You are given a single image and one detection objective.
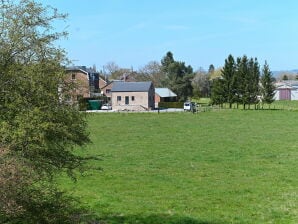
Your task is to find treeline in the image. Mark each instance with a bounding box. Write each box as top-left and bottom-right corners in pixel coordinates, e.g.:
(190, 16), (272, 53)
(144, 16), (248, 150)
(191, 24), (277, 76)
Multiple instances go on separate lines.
(101, 52), (218, 101)
(101, 53), (275, 105)
(210, 54), (275, 109)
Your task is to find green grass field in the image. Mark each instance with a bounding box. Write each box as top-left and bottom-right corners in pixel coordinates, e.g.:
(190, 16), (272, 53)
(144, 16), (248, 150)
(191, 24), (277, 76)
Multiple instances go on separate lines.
(60, 110), (298, 224)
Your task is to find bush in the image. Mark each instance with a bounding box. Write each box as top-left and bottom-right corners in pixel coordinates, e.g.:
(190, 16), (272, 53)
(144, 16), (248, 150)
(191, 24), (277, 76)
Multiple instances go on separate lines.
(77, 96), (89, 111)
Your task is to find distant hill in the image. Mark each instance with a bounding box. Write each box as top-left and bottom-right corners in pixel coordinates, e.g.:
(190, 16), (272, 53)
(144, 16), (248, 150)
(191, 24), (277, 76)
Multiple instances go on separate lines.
(272, 69), (298, 78)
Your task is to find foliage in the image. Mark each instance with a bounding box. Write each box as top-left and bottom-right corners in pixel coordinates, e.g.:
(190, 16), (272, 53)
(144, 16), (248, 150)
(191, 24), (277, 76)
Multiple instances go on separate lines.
(211, 54), (267, 109)
(59, 112), (298, 224)
(276, 72), (296, 81)
(208, 64), (215, 74)
(137, 61), (166, 87)
(221, 54), (236, 108)
(192, 69), (210, 98)
(260, 61), (275, 104)
(0, 0), (90, 222)
(161, 51), (194, 101)
(158, 101), (184, 108)
(209, 67), (222, 79)
(210, 78), (225, 105)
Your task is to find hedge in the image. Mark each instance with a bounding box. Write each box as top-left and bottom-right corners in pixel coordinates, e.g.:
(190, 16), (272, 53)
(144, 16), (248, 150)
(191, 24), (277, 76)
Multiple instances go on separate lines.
(158, 101), (184, 109)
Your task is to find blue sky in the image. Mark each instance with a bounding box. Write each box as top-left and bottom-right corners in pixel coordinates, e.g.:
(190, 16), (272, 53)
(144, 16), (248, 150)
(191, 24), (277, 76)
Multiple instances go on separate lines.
(40, 0), (298, 71)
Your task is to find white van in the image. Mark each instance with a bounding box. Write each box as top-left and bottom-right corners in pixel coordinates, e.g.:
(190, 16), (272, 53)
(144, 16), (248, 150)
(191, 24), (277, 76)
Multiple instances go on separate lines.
(184, 102), (195, 111)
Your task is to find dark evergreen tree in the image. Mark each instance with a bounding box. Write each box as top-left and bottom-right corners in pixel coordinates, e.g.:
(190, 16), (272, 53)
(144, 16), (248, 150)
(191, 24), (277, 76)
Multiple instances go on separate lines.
(282, 74), (288, 80)
(211, 54), (270, 110)
(237, 55), (250, 109)
(246, 57), (260, 107)
(210, 78), (225, 106)
(161, 52), (194, 101)
(161, 51), (175, 72)
(232, 57), (243, 108)
(221, 54), (236, 108)
(208, 64), (215, 75)
(260, 61), (275, 105)
(252, 58), (261, 106)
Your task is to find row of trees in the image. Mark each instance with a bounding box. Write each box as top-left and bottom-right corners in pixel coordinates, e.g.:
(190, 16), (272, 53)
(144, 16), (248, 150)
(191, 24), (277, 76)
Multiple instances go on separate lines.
(211, 54), (275, 108)
(101, 53), (275, 105)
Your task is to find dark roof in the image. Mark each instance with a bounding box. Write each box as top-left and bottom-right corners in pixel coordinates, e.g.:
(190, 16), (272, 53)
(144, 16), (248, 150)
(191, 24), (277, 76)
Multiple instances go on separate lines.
(66, 66), (98, 74)
(111, 81), (153, 92)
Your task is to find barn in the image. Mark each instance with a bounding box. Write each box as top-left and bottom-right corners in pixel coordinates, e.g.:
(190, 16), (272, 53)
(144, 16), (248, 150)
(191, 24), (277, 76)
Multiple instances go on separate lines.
(274, 81), (298, 100)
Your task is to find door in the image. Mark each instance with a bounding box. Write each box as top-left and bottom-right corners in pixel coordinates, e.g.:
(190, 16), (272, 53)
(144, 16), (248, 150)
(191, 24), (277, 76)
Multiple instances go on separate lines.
(125, 96), (129, 105)
(279, 89), (291, 100)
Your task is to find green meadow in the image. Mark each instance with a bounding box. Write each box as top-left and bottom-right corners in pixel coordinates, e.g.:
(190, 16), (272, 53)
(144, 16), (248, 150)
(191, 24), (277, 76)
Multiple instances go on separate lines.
(60, 110), (297, 224)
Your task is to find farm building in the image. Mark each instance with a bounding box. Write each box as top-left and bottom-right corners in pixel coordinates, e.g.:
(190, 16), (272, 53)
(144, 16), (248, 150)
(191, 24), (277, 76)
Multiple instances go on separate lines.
(274, 81), (298, 100)
(111, 81), (155, 111)
(155, 88), (177, 107)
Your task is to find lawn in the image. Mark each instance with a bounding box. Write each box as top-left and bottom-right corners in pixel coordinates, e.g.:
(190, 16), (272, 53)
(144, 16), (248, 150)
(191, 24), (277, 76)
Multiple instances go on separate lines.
(60, 110), (298, 224)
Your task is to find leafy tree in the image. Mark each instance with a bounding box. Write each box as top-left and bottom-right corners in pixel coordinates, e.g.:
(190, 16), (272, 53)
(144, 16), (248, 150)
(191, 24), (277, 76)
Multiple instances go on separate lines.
(209, 67), (222, 79)
(260, 61), (275, 105)
(192, 69), (210, 98)
(137, 61), (165, 87)
(103, 61), (120, 77)
(0, 0), (90, 222)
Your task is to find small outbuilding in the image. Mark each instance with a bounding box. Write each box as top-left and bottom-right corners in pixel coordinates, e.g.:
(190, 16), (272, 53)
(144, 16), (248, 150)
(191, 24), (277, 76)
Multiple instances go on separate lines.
(154, 88), (177, 107)
(274, 81), (298, 100)
(111, 81), (155, 111)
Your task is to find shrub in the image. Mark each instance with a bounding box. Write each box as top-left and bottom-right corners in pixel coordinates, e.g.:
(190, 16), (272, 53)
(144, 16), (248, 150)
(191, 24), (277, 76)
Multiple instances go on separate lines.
(158, 102), (184, 108)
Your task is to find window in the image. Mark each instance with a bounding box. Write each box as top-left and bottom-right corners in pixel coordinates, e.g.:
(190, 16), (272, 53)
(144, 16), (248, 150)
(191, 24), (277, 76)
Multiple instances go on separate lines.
(71, 73), (76, 80)
(117, 96), (121, 101)
(106, 89), (111, 94)
(131, 96), (135, 101)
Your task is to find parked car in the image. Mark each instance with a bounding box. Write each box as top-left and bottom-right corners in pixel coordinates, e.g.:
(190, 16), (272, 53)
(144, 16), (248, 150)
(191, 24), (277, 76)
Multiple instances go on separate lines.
(101, 103), (112, 110)
(184, 102), (196, 111)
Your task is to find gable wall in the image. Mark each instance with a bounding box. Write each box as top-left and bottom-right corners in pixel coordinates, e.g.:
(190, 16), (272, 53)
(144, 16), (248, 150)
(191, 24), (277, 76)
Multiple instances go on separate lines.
(112, 91), (154, 111)
(65, 71), (90, 101)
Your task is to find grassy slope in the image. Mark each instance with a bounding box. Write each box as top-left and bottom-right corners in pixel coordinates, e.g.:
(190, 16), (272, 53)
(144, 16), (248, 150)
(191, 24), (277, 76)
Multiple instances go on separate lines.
(61, 110), (297, 224)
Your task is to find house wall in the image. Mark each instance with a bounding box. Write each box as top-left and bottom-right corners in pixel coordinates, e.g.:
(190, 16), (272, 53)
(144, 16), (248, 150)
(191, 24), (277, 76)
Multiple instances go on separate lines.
(155, 94), (161, 103)
(274, 90), (279, 100)
(101, 82), (114, 102)
(99, 78), (107, 90)
(155, 94), (161, 108)
(112, 91), (154, 111)
(291, 89), (298, 100)
(65, 71), (90, 102)
(279, 89), (291, 100)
